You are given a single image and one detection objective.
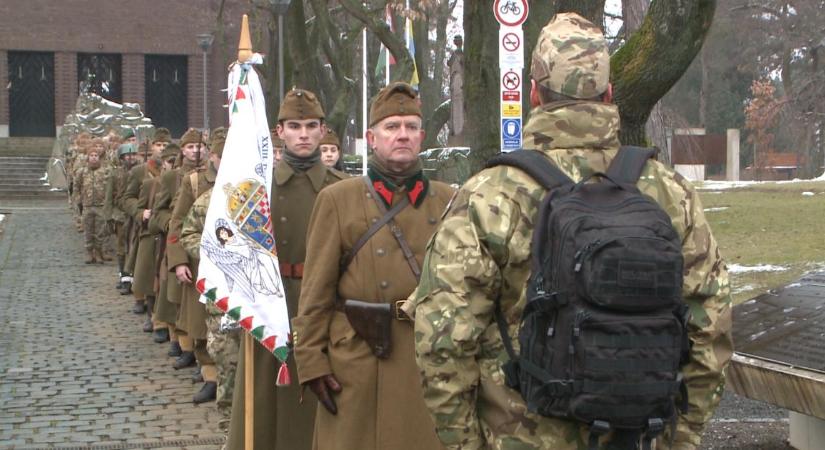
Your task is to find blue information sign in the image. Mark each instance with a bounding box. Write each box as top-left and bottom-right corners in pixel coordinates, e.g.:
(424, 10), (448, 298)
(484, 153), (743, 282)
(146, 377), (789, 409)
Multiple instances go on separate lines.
(501, 118), (522, 151)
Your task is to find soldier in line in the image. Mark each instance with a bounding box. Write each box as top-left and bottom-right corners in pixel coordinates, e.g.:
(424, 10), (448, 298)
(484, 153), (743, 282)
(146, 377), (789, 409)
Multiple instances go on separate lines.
(178, 130), (236, 444)
(272, 133), (285, 166)
(104, 143), (139, 293)
(122, 129), (171, 315)
(226, 89), (347, 450)
(70, 133), (92, 232)
(166, 128), (219, 403)
(408, 13), (733, 450)
(74, 142), (109, 264)
(319, 129), (343, 171)
(292, 82), (452, 450)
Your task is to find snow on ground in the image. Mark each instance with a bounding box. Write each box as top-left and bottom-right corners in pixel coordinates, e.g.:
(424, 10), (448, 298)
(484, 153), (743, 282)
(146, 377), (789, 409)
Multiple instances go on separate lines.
(704, 207), (729, 212)
(697, 177), (825, 191)
(0, 214), (5, 223)
(728, 263), (787, 273)
(732, 284), (757, 294)
(38, 172), (48, 181)
(802, 191), (815, 196)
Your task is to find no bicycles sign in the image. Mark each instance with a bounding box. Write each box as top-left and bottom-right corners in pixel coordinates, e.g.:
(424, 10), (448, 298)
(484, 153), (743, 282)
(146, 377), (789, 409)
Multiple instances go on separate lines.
(493, 0), (529, 27)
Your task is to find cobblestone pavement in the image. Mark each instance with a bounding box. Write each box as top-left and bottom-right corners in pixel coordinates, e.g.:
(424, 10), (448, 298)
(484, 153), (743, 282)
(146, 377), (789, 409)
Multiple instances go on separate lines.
(0, 199), (222, 449)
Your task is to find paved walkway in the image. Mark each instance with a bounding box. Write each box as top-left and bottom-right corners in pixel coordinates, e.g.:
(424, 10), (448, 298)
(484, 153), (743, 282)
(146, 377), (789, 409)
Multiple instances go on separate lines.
(0, 199), (221, 449)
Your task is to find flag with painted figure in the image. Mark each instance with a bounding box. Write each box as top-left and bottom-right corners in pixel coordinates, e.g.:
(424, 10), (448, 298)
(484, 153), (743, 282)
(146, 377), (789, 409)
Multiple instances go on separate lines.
(195, 56), (292, 386)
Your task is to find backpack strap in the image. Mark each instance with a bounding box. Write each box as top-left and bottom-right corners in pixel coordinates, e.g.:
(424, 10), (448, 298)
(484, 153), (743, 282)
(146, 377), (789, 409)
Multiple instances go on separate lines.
(605, 146), (656, 184)
(486, 150), (573, 190)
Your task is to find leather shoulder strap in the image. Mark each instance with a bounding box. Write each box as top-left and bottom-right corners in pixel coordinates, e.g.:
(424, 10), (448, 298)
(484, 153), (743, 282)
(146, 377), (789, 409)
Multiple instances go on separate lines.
(486, 149), (573, 190)
(606, 146), (656, 184)
(189, 172), (199, 199)
(340, 178), (410, 275)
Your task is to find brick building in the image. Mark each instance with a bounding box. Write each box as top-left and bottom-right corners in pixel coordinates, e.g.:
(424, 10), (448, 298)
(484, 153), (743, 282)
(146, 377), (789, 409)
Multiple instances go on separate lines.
(0, 0), (255, 139)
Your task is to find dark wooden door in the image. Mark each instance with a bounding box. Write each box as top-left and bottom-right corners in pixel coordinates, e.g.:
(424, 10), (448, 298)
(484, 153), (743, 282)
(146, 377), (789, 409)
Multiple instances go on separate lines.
(78, 53), (122, 103)
(8, 51), (55, 137)
(145, 55), (188, 137)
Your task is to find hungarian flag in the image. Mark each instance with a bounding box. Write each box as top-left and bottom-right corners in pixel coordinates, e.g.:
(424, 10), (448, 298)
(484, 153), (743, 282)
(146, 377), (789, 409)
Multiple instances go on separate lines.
(196, 56), (292, 385)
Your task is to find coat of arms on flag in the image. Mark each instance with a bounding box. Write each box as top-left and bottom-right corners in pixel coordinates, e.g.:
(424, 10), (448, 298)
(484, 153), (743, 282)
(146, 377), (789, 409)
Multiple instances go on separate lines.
(196, 54), (293, 384)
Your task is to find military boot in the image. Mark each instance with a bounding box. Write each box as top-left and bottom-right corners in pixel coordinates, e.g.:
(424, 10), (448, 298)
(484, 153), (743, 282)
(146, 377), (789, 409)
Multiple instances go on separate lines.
(193, 382), (217, 404)
(116, 257), (126, 289)
(119, 274), (133, 295)
(132, 299), (146, 314)
(153, 328), (170, 343)
(94, 248), (105, 264)
(168, 341), (182, 357)
(85, 249), (96, 264)
(173, 351), (196, 370)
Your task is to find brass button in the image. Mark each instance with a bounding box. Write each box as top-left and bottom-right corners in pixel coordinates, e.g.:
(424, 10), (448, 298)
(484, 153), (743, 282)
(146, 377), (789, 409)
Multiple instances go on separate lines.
(428, 217), (437, 225)
(280, 216), (287, 223)
(371, 217), (379, 224)
(281, 240), (288, 246)
(366, 193), (372, 199)
(376, 248), (385, 256)
(380, 281), (389, 289)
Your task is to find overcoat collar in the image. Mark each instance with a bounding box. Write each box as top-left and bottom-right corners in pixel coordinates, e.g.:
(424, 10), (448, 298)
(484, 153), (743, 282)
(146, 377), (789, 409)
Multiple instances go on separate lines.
(275, 160), (328, 192)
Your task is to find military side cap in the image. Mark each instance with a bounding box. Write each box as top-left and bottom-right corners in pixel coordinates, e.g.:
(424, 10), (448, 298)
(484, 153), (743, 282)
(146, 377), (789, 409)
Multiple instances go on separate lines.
(161, 143), (181, 160)
(319, 129), (340, 147)
(117, 143), (138, 158)
(369, 82), (421, 127)
(531, 13), (610, 99)
(277, 89), (325, 121)
(179, 128), (203, 147)
(153, 127), (172, 143)
(210, 127), (228, 158)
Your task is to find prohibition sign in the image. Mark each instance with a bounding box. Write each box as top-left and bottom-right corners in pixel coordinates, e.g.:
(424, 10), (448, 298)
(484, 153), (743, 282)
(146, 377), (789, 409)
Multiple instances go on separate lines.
(502, 70), (521, 91)
(502, 32), (520, 52)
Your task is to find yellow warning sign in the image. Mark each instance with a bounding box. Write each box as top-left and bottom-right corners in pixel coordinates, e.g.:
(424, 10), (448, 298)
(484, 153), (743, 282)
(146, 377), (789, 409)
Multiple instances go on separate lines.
(502, 102), (521, 117)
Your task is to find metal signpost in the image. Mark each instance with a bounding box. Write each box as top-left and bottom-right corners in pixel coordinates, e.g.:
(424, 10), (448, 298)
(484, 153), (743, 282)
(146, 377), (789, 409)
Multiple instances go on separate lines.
(494, 0), (528, 152)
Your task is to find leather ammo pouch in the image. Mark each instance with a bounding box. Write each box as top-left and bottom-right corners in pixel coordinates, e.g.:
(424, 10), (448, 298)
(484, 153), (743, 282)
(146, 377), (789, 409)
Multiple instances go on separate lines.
(343, 300), (392, 359)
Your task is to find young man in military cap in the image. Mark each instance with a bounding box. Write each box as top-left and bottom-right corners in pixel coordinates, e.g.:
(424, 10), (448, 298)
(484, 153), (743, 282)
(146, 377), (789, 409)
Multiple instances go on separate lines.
(104, 143), (139, 292)
(75, 144), (110, 264)
(122, 128), (169, 314)
(166, 128), (221, 402)
(319, 129), (343, 170)
(226, 89), (347, 450)
(271, 130), (285, 166)
(292, 82), (452, 450)
(409, 13), (733, 450)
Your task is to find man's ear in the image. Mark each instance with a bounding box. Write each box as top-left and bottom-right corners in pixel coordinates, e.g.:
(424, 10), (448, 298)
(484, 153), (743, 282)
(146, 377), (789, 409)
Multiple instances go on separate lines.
(530, 79), (541, 108)
(365, 128), (375, 149)
(603, 82), (613, 104)
(275, 123), (285, 140)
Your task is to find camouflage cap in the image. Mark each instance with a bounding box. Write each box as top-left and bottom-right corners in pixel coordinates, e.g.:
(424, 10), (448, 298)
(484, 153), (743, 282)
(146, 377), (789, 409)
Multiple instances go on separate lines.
(161, 142), (181, 160)
(210, 127), (228, 158)
(531, 13), (610, 99)
(319, 129), (340, 147)
(117, 143), (138, 158)
(179, 128), (203, 147)
(369, 82), (421, 127)
(153, 127), (172, 143)
(277, 89), (325, 121)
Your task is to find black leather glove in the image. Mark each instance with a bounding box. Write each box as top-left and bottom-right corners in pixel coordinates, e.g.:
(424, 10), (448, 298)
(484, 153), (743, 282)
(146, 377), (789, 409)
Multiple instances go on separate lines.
(306, 374), (342, 415)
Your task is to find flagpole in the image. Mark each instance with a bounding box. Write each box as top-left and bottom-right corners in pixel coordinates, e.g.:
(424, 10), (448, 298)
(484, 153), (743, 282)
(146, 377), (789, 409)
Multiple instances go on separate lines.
(385, 4), (391, 86)
(362, 20), (368, 176)
(237, 14), (255, 450)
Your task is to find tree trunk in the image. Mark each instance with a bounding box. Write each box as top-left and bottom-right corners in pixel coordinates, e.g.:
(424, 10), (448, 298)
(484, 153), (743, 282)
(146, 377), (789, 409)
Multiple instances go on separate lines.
(611, 0), (716, 145)
(556, 0), (604, 28)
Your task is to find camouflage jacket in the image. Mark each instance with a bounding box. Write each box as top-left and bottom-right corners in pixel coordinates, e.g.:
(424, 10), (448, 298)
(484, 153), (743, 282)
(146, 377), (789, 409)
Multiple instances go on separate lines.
(180, 187), (212, 261)
(409, 102), (733, 450)
(74, 165), (108, 207)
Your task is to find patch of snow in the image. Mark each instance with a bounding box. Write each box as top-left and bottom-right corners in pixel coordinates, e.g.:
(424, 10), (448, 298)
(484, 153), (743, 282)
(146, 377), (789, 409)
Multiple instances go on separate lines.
(728, 263), (787, 273)
(732, 284), (756, 294)
(38, 172), (48, 181)
(704, 207), (729, 212)
(49, 188), (62, 192)
(697, 180), (760, 191)
(0, 214), (4, 223)
(802, 191), (815, 196)
(749, 330), (767, 341)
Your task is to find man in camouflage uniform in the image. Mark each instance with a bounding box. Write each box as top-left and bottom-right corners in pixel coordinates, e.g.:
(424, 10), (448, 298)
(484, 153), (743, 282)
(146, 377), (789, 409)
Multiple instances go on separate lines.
(179, 130), (239, 442)
(409, 13), (733, 450)
(105, 143), (139, 291)
(75, 143), (109, 264)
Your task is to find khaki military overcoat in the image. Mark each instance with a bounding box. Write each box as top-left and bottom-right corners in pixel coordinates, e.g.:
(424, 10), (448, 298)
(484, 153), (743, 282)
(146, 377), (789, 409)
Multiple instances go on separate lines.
(167, 166), (214, 338)
(125, 162), (162, 298)
(292, 174), (453, 450)
(122, 161), (160, 274)
(227, 161), (345, 450)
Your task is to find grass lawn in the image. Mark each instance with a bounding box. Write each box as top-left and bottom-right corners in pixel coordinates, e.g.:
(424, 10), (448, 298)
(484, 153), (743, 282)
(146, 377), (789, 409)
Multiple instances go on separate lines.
(695, 179), (825, 304)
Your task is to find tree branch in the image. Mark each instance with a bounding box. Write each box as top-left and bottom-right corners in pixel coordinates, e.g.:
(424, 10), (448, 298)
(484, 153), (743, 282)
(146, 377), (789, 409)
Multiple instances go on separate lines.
(338, 0), (414, 82)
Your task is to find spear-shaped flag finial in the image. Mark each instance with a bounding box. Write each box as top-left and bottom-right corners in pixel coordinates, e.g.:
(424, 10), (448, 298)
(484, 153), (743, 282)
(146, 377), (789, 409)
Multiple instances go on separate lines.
(238, 14), (253, 63)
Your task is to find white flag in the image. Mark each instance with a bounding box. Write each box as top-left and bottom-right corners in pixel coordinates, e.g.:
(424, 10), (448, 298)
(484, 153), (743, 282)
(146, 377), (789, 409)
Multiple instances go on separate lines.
(196, 58), (292, 385)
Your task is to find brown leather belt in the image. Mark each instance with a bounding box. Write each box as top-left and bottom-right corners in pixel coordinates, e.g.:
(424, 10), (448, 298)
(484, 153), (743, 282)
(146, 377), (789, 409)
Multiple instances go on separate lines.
(280, 262), (304, 279)
(334, 299), (410, 321)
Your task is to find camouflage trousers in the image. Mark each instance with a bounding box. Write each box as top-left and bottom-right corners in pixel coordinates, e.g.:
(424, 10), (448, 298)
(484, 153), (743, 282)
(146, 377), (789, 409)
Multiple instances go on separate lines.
(206, 311), (240, 434)
(82, 206), (106, 250)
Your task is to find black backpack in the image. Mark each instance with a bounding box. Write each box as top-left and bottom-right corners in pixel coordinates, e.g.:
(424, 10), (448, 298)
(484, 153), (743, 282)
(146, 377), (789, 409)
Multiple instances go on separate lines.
(486, 147), (691, 450)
